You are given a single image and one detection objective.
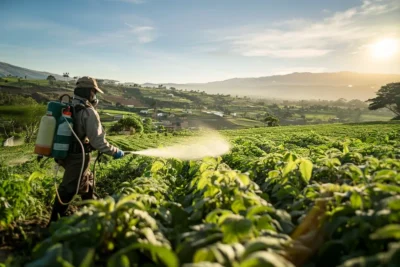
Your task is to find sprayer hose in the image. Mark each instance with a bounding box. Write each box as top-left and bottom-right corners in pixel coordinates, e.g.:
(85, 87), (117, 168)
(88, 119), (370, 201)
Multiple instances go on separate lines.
(53, 116), (85, 206)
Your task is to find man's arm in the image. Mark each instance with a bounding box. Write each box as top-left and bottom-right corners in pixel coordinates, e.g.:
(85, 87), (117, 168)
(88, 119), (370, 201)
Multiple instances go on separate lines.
(84, 108), (119, 156)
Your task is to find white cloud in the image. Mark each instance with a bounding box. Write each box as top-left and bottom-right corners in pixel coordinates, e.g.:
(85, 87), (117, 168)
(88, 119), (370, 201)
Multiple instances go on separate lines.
(212, 0), (400, 58)
(73, 22), (156, 45)
(125, 23), (156, 43)
(361, 0), (399, 14)
(241, 48), (331, 58)
(5, 16), (157, 46)
(131, 26), (154, 33)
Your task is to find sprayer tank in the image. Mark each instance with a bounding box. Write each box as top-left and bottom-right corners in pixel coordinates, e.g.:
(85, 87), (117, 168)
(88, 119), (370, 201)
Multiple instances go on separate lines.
(34, 101), (69, 156)
(34, 113), (57, 156)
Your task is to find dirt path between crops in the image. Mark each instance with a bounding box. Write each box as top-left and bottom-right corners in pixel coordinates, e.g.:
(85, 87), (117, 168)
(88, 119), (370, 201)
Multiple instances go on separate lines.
(7, 155), (32, 166)
(0, 220), (48, 264)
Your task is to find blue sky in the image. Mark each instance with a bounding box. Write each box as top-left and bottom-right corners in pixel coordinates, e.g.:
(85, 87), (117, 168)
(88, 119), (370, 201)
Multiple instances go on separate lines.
(0, 0), (399, 83)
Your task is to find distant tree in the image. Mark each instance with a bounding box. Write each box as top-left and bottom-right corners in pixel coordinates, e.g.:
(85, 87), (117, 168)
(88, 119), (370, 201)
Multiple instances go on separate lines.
(264, 113), (279, 127)
(367, 82), (400, 119)
(336, 110), (349, 121)
(110, 116), (143, 134)
(143, 118), (153, 133)
(353, 109), (362, 122)
(24, 105), (46, 142)
(47, 75), (56, 85)
(348, 99), (367, 108)
(158, 125), (165, 133)
(334, 98), (347, 106)
(0, 104), (46, 142)
(63, 72), (69, 85)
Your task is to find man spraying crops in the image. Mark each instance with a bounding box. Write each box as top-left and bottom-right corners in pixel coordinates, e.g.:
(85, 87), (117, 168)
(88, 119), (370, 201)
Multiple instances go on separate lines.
(47, 76), (125, 226)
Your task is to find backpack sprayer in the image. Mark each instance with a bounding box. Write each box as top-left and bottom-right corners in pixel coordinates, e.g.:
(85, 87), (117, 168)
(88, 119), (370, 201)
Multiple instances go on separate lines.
(34, 94), (87, 206)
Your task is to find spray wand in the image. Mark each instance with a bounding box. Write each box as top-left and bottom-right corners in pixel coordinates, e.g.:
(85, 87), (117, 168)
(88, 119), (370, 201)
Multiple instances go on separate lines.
(123, 151), (139, 155)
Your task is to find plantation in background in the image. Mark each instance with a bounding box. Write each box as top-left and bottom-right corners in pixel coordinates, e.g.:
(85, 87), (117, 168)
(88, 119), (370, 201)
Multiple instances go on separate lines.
(1, 121), (399, 266)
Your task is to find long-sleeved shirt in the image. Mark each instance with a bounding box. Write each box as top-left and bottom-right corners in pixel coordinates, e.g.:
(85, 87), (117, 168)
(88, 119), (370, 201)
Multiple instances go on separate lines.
(71, 96), (118, 156)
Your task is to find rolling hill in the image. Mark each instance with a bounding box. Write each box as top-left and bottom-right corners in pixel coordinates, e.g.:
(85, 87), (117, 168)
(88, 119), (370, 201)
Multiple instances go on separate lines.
(162, 72), (400, 100)
(2, 61), (400, 101)
(0, 62), (66, 80)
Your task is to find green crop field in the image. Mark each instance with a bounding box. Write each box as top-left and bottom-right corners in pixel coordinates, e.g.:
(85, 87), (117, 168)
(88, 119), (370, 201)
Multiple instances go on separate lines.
(360, 114), (393, 121)
(227, 117), (266, 127)
(1, 122), (400, 266)
(101, 109), (138, 115)
(305, 113), (338, 120)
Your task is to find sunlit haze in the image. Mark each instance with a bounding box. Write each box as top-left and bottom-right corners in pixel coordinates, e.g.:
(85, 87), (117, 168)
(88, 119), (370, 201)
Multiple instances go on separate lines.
(0, 0), (399, 83)
(370, 38), (399, 59)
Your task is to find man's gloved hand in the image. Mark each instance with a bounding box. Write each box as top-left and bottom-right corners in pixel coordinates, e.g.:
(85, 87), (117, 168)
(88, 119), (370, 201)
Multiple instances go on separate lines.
(113, 150), (124, 159)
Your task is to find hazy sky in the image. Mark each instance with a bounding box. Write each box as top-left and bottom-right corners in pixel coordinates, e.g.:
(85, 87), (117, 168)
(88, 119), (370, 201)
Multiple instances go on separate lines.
(0, 0), (399, 83)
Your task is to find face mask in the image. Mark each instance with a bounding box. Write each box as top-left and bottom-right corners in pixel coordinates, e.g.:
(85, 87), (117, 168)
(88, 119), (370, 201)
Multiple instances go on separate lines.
(90, 93), (99, 107)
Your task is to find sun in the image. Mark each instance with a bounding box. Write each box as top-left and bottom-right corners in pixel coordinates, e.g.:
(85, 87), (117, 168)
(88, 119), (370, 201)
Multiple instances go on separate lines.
(370, 38), (399, 59)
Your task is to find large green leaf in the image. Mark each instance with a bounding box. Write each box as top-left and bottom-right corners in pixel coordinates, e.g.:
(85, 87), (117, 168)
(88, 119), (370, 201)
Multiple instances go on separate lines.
(193, 248), (216, 263)
(237, 173), (251, 186)
(241, 237), (286, 259)
(374, 170), (397, 181)
(246, 206), (274, 218)
(26, 243), (64, 267)
(206, 209), (234, 224)
(28, 171), (45, 182)
(239, 251), (295, 267)
(220, 215), (254, 243)
(231, 199), (246, 214)
(370, 224), (400, 240)
(282, 161), (296, 177)
(109, 243), (178, 267)
(283, 152), (297, 162)
(107, 254), (130, 267)
(77, 248), (95, 267)
(350, 192), (363, 210)
(151, 160), (165, 174)
(375, 184), (400, 194)
(343, 144), (349, 154)
(299, 159), (313, 183)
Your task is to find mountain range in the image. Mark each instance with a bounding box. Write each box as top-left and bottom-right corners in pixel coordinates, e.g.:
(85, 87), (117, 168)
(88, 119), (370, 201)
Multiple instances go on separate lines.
(157, 72), (400, 101)
(1, 61), (399, 101)
(0, 62), (68, 81)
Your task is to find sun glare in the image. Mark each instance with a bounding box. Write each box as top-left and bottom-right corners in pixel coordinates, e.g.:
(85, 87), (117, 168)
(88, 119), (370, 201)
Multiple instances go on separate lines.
(370, 38), (399, 59)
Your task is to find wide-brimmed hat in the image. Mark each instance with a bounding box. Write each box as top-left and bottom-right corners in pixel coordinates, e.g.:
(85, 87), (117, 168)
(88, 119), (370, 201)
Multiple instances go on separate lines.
(75, 76), (104, 94)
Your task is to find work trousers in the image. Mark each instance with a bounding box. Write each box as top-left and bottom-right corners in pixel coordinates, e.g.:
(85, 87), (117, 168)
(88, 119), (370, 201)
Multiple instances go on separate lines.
(48, 153), (94, 224)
